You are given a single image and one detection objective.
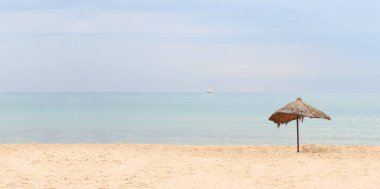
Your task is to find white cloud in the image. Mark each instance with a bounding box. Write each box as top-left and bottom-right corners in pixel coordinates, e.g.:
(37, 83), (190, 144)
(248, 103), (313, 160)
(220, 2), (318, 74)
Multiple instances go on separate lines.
(0, 9), (243, 36)
(0, 1), (379, 92)
(0, 36), (333, 92)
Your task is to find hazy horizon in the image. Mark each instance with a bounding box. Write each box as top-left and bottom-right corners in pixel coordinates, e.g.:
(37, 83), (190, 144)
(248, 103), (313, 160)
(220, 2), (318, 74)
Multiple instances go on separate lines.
(1, 0), (379, 93)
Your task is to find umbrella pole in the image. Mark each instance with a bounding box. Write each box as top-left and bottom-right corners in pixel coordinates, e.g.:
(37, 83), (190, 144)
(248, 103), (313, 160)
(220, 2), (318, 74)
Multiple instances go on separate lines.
(297, 115), (299, 152)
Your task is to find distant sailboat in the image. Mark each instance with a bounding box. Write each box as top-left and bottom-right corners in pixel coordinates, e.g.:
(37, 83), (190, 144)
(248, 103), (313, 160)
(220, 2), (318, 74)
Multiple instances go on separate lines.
(206, 86), (214, 93)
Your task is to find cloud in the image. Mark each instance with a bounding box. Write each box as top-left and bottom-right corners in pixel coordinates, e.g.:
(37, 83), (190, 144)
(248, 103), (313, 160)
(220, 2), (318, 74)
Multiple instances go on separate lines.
(0, 9), (243, 37)
(0, 0), (379, 92)
(0, 37), (334, 92)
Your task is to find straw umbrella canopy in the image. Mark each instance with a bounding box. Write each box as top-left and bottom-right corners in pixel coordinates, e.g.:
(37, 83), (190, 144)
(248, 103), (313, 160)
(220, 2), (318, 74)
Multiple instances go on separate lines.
(269, 97), (331, 152)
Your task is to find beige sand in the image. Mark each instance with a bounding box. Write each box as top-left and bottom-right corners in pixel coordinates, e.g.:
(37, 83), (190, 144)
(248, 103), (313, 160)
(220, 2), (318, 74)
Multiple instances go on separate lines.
(1, 144), (380, 189)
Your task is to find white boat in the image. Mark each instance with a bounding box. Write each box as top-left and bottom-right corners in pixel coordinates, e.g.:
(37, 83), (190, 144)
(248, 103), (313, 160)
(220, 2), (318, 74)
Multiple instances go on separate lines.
(206, 86), (214, 93)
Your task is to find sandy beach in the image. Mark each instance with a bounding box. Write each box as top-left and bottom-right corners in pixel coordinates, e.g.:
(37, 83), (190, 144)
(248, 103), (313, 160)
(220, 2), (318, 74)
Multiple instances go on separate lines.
(1, 144), (380, 189)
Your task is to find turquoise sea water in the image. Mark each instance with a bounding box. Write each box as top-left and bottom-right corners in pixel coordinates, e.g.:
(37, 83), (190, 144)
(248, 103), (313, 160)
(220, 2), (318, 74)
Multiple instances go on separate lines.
(0, 92), (379, 145)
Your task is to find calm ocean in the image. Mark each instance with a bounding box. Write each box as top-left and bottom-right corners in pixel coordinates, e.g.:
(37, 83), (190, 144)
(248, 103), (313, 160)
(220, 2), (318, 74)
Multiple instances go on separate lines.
(0, 92), (379, 145)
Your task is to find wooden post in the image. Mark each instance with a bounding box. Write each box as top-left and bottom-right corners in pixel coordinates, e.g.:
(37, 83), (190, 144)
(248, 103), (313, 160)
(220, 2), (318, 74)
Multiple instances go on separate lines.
(297, 115), (299, 152)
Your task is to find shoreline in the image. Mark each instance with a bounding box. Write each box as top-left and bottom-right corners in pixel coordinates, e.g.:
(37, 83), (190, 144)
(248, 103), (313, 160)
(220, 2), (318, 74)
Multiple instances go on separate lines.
(1, 144), (380, 188)
(3, 143), (380, 147)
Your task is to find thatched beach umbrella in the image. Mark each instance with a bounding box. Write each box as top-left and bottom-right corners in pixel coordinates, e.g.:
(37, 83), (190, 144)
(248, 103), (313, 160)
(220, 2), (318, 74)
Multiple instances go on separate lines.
(269, 97), (331, 152)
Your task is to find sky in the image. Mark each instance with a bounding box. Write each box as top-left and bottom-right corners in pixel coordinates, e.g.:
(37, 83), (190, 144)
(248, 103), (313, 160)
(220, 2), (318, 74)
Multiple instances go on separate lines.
(0, 0), (379, 92)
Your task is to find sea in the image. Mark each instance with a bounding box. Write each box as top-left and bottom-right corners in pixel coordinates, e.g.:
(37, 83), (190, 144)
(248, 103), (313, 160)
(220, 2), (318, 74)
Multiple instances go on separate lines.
(0, 92), (379, 145)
